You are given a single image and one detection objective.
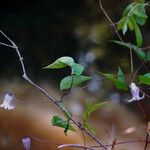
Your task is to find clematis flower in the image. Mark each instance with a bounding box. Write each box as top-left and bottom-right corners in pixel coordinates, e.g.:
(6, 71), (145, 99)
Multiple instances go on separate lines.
(22, 136), (31, 150)
(127, 82), (145, 102)
(0, 93), (15, 110)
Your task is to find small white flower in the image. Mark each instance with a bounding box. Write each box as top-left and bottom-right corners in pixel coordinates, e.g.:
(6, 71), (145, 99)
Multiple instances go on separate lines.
(127, 82), (145, 102)
(22, 136), (31, 150)
(0, 93), (15, 110)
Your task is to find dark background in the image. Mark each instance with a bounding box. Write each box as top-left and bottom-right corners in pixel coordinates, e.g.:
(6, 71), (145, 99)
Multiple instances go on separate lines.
(0, 0), (149, 81)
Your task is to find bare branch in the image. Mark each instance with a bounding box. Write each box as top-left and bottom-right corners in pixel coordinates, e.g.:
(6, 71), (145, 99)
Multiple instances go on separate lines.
(98, 0), (124, 42)
(0, 30), (107, 150)
(57, 144), (95, 150)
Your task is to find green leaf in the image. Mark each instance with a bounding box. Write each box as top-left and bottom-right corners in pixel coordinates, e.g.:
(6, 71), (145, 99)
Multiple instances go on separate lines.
(111, 40), (130, 48)
(134, 10), (148, 19)
(111, 40), (146, 60)
(83, 101), (108, 134)
(60, 75), (92, 90)
(71, 63), (84, 75)
(100, 73), (128, 91)
(122, 21), (128, 35)
(139, 73), (150, 85)
(135, 16), (146, 25)
(44, 56), (74, 69)
(84, 122), (96, 134)
(117, 17), (127, 30)
(51, 116), (76, 133)
(123, 2), (137, 17)
(118, 67), (124, 82)
(83, 101), (108, 122)
(127, 19), (134, 30)
(135, 49), (146, 60)
(134, 21), (143, 47)
(104, 73), (128, 90)
(146, 52), (150, 61)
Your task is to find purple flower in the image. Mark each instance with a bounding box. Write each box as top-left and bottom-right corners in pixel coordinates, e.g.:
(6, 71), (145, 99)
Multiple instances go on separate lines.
(127, 82), (144, 102)
(22, 136), (31, 150)
(0, 93), (15, 110)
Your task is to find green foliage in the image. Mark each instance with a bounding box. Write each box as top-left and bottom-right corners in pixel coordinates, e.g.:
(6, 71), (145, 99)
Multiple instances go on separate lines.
(83, 101), (108, 134)
(112, 40), (150, 61)
(44, 56), (91, 90)
(71, 63), (84, 75)
(44, 56), (74, 69)
(44, 56), (84, 75)
(100, 67), (128, 91)
(118, 66), (125, 82)
(51, 116), (76, 134)
(60, 75), (92, 90)
(117, 1), (148, 47)
(139, 73), (150, 85)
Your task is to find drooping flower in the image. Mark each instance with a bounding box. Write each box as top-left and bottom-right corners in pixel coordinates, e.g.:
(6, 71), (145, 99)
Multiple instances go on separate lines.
(22, 136), (31, 150)
(0, 93), (15, 110)
(127, 82), (145, 102)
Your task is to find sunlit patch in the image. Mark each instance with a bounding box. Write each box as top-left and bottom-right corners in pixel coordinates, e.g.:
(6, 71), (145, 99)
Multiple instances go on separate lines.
(123, 127), (136, 134)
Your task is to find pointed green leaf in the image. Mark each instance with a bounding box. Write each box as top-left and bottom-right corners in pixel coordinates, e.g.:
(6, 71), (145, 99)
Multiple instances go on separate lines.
(117, 17), (127, 30)
(134, 10), (148, 19)
(84, 122), (96, 134)
(60, 75), (92, 90)
(111, 40), (146, 60)
(123, 2), (137, 17)
(122, 21), (128, 35)
(111, 40), (130, 48)
(44, 56), (74, 69)
(101, 73), (128, 91)
(127, 19), (134, 31)
(83, 101), (108, 134)
(146, 52), (150, 61)
(118, 67), (124, 82)
(139, 73), (150, 85)
(51, 116), (76, 133)
(134, 21), (143, 47)
(135, 49), (146, 60)
(83, 101), (108, 122)
(135, 16), (146, 25)
(71, 63), (84, 75)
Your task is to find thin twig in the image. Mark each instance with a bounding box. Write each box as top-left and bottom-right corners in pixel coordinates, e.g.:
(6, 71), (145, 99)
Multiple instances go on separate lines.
(58, 144), (95, 150)
(98, 0), (124, 42)
(144, 133), (149, 150)
(57, 139), (150, 149)
(132, 61), (146, 81)
(0, 29), (107, 149)
(81, 130), (87, 150)
(90, 139), (150, 148)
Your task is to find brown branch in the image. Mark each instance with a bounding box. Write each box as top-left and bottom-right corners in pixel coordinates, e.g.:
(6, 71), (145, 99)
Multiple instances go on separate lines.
(0, 30), (107, 150)
(98, 0), (124, 43)
(144, 133), (149, 150)
(90, 139), (150, 148)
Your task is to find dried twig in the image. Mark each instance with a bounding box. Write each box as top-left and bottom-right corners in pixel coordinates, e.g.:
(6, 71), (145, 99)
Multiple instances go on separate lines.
(58, 144), (95, 150)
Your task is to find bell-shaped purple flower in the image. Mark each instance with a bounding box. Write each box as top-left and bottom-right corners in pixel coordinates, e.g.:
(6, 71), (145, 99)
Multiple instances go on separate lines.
(127, 82), (145, 102)
(22, 136), (31, 150)
(0, 93), (15, 110)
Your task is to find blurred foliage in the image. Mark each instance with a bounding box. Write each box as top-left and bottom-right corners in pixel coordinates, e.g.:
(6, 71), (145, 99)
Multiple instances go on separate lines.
(0, 0), (149, 80)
